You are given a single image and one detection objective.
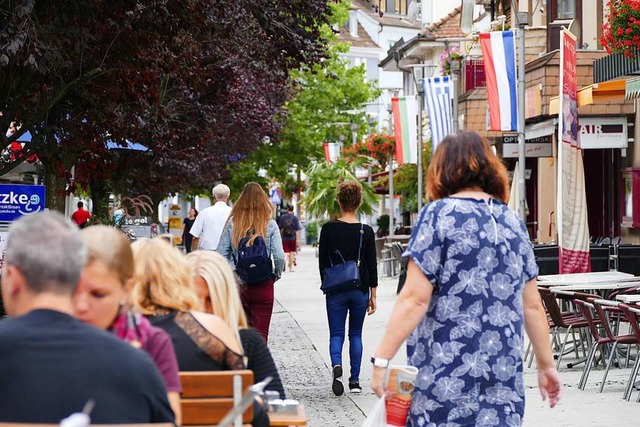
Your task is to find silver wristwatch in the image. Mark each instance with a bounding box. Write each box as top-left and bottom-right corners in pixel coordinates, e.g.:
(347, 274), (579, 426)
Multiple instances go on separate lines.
(370, 356), (390, 368)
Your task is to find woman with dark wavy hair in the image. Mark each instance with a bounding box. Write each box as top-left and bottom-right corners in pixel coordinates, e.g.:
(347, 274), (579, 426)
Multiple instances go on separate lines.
(371, 131), (561, 426)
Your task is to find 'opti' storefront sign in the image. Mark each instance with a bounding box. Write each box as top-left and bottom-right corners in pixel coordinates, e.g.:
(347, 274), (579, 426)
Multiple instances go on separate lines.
(579, 117), (628, 149)
(0, 184), (45, 221)
(502, 133), (553, 158)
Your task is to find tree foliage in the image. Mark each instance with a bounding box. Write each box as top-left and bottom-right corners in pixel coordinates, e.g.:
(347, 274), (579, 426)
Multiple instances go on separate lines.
(227, 0), (381, 185)
(303, 160), (377, 219)
(0, 0), (335, 211)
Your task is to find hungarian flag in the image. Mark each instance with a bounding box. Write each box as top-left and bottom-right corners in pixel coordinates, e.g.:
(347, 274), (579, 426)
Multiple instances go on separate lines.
(391, 96), (418, 164)
(323, 142), (341, 163)
(480, 31), (518, 131)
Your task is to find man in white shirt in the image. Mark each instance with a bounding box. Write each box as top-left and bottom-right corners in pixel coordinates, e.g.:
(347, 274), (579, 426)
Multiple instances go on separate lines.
(190, 184), (232, 251)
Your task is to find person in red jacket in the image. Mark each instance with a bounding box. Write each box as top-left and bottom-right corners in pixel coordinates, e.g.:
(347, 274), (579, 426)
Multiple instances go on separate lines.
(71, 201), (92, 229)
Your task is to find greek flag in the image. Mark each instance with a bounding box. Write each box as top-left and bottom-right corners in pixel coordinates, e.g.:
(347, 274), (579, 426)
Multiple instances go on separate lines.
(423, 76), (453, 150)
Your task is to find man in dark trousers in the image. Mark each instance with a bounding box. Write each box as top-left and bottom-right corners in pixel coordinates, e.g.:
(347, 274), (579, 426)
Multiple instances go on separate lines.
(0, 211), (174, 423)
(278, 205), (301, 272)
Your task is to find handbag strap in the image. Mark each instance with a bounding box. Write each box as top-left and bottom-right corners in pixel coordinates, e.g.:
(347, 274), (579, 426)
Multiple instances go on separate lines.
(329, 249), (346, 267)
(356, 223), (363, 267)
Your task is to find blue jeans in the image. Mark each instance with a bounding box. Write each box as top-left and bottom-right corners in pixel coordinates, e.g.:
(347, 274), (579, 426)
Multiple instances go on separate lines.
(326, 289), (369, 383)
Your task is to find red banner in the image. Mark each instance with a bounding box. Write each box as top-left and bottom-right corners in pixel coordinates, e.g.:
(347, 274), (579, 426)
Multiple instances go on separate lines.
(557, 28), (591, 273)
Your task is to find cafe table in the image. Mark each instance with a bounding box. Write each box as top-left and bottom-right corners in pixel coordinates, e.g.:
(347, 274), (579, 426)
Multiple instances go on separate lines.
(537, 271), (637, 287)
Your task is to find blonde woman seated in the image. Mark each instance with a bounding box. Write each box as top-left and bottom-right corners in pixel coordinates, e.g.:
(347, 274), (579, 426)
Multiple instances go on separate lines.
(130, 237), (244, 371)
(73, 226), (182, 422)
(131, 238), (271, 427)
(186, 250), (286, 398)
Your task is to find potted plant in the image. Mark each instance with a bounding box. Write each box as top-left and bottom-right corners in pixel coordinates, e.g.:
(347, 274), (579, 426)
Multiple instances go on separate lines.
(602, 0), (640, 58)
(306, 221), (319, 245)
(376, 214), (390, 238)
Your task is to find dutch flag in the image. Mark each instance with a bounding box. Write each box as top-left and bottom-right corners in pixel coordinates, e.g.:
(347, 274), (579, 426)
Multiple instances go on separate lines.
(480, 31), (518, 132)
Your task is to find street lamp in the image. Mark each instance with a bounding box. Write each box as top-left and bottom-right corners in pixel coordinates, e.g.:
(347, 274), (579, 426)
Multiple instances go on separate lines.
(449, 56), (462, 133)
(406, 64), (435, 213)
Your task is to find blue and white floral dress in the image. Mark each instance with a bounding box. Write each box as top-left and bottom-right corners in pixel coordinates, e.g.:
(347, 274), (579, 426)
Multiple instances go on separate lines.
(403, 197), (538, 427)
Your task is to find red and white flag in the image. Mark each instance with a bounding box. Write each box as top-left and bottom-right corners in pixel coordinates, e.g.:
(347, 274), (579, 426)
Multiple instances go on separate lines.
(323, 142), (341, 163)
(480, 31), (518, 131)
(557, 28), (591, 273)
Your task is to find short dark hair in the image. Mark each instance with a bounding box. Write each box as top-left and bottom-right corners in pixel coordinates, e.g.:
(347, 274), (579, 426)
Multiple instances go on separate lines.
(77, 201), (83, 208)
(337, 181), (363, 213)
(426, 131), (509, 203)
(287, 205), (294, 212)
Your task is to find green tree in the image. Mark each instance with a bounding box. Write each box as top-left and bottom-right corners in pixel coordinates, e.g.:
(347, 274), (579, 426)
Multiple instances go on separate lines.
(227, 0), (380, 185)
(303, 160), (377, 219)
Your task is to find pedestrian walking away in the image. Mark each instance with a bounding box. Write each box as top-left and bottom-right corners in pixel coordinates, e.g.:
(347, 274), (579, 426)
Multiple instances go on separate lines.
(182, 208), (198, 253)
(218, 182), (285, 343)
(370, 131), (562, 426)
(189, 184), (232, 251)
(71, 201), (92, 229)
(278, 205), (301, 272)
(318, 181), (377, 396)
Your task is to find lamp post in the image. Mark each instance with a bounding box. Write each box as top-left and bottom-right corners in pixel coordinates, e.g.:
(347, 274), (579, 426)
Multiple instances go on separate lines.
(449, 56), (462, 133)
(516, 11), (529, 223)
(407, 64), (434, 213)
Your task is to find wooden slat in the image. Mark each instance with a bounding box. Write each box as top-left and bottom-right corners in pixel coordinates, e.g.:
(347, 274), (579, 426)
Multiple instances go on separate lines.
(180, 370), (254, 426)
(180, 370), (253, 398)
(181, 399), (252, 424)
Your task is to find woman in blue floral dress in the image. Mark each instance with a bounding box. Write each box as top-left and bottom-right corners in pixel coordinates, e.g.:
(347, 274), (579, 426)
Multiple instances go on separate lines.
(371, 131), (561, 426)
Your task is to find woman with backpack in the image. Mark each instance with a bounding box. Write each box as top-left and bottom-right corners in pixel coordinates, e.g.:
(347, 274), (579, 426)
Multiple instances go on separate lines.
(318, 181), (378, 396)
(218, 182), (285, 343)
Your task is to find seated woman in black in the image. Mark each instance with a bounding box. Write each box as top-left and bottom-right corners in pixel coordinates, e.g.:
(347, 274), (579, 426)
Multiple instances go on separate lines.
(131, 237), (268, 427)
(186, 250), (285, 398)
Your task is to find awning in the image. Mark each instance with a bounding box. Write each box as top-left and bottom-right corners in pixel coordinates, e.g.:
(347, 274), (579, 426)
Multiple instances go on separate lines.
(549, 78), (627, 114)
(626, 77), (640, 100)
(525, 118), (557, 140)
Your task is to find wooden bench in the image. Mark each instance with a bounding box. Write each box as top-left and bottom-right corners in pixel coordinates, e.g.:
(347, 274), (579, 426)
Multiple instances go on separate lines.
(180, 370), (254, 427)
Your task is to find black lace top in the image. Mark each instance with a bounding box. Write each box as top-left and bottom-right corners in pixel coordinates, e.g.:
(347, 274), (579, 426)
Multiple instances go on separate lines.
(148, 310), (244, 371)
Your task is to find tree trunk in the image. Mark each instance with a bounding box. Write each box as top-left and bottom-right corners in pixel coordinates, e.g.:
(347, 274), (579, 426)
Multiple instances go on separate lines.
(43, 163), (68, 213)
(89, 174), (112, 224)
(150, 193), (165, 224)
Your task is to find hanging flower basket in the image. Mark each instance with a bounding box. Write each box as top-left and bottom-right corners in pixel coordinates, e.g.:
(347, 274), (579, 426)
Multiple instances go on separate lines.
(602, 0), (640, 58)
(440, 46), (463, 76)
(365, 132), (394, 168)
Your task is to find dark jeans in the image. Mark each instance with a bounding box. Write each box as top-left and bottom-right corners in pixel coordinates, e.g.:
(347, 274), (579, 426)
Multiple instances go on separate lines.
(240, 277), (275, 343)
(325, 288), (369, 383)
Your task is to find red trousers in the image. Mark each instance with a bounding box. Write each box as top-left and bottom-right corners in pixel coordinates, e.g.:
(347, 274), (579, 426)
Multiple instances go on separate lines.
(240, 277), (275, 343)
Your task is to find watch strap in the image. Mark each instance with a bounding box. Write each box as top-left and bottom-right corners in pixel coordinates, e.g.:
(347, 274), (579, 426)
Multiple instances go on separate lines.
(370, 356), (390, 368)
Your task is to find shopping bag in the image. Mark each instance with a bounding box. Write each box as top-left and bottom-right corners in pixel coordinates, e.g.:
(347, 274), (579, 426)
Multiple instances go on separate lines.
(362, 396), (387, 427)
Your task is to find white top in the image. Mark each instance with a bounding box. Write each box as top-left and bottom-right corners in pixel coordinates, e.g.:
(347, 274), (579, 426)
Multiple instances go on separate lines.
(189, 201), (232, 250)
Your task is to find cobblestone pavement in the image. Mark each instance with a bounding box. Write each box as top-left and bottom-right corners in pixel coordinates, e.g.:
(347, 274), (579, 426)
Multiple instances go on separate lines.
(269, 246), (640, 426)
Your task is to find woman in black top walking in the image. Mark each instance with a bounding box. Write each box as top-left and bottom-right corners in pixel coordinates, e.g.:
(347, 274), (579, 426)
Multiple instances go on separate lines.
(182, 208), (198, 253)
(318, 181), (378, 396)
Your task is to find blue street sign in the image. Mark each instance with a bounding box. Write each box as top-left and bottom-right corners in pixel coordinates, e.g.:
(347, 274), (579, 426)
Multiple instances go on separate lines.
(0, 184), (46, 221)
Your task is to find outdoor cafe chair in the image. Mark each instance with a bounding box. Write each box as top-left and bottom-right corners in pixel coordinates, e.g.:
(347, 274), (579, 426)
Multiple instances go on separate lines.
(590, 299), (638, 393)
(571, 297), (637, 391)
(538, 287), (592, 369)
(615, 303), (640, 401)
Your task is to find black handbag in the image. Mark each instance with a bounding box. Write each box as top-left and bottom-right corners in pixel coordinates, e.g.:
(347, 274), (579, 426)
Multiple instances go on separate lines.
(321, 224), (364, 295)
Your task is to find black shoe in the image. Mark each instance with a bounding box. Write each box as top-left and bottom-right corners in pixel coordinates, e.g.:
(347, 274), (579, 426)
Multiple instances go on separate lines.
(349, 381), (362, 393)
(332, 365), (344, 396)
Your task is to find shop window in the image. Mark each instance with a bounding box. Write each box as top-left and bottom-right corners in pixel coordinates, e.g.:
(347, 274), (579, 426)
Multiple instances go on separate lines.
(621, 168), (640, 228)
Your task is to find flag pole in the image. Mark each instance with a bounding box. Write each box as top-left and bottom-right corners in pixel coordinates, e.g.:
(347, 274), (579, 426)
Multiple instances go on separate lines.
(517, 13), (528, 223)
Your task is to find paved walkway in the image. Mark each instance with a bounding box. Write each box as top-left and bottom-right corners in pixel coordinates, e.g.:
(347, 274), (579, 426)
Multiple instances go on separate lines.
(269, 246), (640, 426)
